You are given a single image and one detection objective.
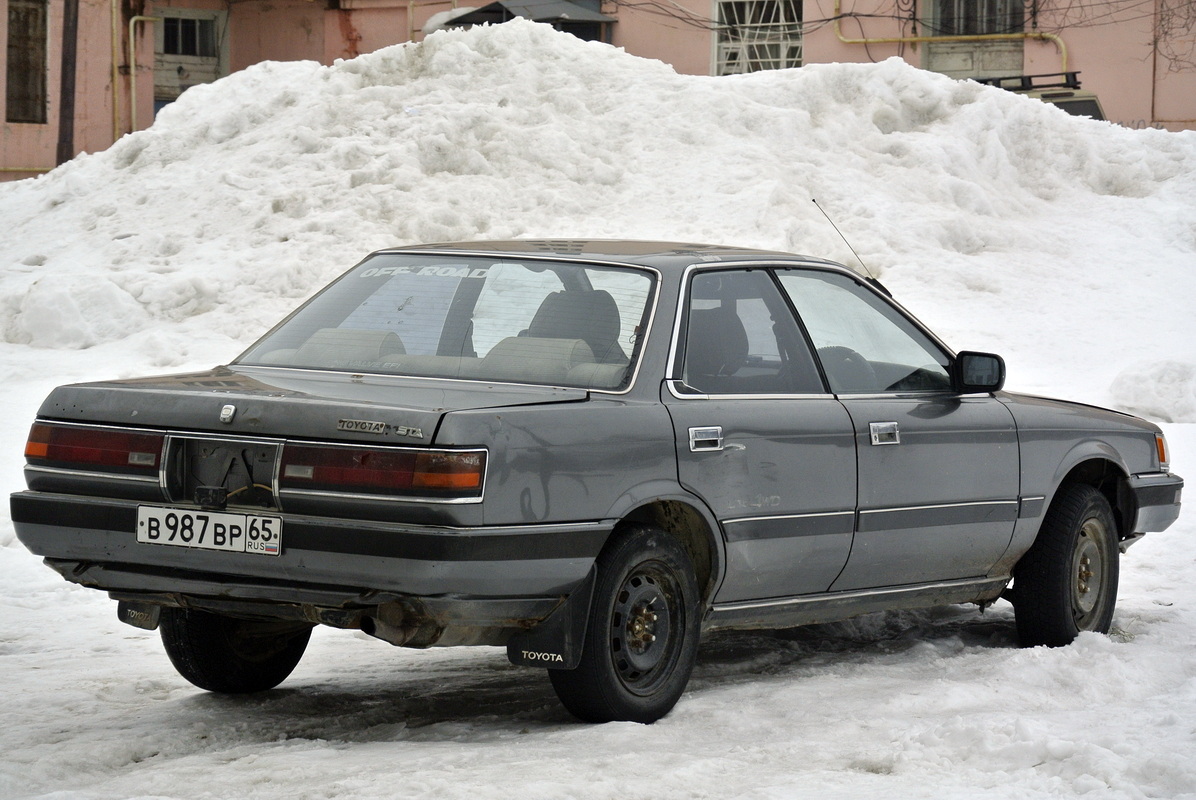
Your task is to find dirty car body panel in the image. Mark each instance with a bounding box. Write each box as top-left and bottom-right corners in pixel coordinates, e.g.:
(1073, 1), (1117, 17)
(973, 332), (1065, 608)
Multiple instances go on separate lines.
(12, 240), (1183, 723)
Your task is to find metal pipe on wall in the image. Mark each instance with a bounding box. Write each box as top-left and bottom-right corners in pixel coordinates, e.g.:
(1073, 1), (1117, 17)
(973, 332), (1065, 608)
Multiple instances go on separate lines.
(56, 0), (80, 165)
(832, 0), (1069, 72)
(111, 0), (121, 143)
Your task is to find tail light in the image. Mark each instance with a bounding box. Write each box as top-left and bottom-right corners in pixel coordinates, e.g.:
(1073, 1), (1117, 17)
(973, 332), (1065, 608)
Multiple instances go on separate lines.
(25, 422), (164, 477)
(279, 443), (485, 500)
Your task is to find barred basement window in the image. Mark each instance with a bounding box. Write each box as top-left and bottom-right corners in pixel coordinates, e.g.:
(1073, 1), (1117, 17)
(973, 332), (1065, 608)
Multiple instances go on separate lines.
(932, 0), (1024, 36)
(5, 0), (49, 124)
(162, 17), (217, 58)
(716, 0), (802, 76)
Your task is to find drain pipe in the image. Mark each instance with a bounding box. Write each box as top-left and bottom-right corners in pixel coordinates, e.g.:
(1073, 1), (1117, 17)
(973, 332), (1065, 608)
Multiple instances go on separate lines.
(832, 0), (1068, 72)
(128, 16), (161, 134)
(111, 0), (120, 142)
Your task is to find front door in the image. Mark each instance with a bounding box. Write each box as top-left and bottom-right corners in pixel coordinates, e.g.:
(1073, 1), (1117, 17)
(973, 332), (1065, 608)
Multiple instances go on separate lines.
(776, 269), (1020, 590)
(833, 394), (1019, 588)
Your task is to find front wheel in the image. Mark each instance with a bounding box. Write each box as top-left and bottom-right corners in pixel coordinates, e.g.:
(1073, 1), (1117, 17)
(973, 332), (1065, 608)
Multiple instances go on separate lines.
(549, 525), (701, 723)
(159, 608), (313, 693)
(1011, 484), (1119, 647)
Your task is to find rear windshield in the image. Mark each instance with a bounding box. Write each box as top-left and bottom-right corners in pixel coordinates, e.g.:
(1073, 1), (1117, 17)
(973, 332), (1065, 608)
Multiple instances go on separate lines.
(236, 254), (657, 391)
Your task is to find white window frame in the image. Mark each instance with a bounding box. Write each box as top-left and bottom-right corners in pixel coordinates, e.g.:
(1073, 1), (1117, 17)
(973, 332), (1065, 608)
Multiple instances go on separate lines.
(714, 0), (802, 76)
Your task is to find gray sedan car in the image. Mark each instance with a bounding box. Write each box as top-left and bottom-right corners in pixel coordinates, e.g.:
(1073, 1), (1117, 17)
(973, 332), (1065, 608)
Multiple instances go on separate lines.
(12, 240), (1183, 723)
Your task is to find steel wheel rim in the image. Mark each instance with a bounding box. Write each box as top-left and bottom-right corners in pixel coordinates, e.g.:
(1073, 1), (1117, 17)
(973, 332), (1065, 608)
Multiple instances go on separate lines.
(1071, 518), (1107, 626)
(609, 561), (683, 696)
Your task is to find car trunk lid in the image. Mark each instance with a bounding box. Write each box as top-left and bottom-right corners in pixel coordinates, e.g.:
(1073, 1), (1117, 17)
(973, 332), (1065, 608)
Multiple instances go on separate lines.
(34, 365), (589, 445)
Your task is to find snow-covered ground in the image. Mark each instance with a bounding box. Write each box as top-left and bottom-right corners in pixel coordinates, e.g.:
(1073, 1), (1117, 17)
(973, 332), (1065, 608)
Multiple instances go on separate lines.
(2, 20), (1195, 800)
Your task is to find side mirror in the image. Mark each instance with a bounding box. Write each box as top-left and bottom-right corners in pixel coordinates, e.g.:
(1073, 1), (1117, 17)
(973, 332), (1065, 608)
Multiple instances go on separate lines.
(953, 351), (1006, 393)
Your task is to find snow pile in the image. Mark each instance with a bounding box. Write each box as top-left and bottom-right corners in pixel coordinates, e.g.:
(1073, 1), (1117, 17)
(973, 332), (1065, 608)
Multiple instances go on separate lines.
(1111, 361), (1196, 423)
(1, 22), (1196, 799)
(1, 19), (1194, 407)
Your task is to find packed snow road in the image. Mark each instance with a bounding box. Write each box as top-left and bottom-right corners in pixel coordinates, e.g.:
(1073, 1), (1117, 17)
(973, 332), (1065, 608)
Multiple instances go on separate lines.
(2, 483), (1194, 800)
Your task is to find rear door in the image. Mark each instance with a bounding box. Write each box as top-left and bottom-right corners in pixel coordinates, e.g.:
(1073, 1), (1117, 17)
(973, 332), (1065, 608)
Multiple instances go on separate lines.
(663, 268), (857, 602)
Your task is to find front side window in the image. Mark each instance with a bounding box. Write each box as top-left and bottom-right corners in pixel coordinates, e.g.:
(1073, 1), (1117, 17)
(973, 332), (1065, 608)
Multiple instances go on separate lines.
(777, 270), (951, 394)
(237, 255), (655, 391)
(681, 270), (823, 395)
(715, 0), (802, 75)
(5, 0), (48, 124)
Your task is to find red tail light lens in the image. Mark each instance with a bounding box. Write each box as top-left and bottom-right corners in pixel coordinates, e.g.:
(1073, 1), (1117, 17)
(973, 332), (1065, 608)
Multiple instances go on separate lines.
(25, 422), (164, 477)
(279, 443), (485, 500)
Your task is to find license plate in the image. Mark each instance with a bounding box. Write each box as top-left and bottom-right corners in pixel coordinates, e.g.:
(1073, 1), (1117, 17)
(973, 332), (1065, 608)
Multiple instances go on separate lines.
(137, 507), (282, 556)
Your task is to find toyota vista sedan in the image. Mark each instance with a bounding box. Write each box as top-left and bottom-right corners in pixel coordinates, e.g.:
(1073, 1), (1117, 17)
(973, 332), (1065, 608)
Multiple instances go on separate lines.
(12, 240), (1183, 723)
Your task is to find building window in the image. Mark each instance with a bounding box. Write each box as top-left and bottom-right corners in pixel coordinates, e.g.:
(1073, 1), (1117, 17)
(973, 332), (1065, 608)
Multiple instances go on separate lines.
(162, 17), (217, 58)
(716, 0), (802, 75)
(931, 0), (1024, 36)
(155, 11), (227, 113)
(5, 0), (49, 124)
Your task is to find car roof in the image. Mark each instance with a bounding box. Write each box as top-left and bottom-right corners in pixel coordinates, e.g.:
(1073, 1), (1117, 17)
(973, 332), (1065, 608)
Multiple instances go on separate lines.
(378, 239), (846, 272)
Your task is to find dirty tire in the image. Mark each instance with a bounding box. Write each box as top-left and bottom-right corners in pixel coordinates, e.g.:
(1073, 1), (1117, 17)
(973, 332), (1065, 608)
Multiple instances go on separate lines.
(159, 608), (313, 693)
(1012, 484), (1119, 647)
(549, 524), (701, 724)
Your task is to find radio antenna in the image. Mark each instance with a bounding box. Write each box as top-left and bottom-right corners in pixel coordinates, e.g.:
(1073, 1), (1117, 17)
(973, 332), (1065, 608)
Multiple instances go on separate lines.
(812, 198), (878, 282)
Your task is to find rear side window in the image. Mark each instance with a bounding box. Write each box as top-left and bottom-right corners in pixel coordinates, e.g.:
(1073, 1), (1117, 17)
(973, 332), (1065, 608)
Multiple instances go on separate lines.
(680, 270), (823, 395)
(237, 254), (655, 391)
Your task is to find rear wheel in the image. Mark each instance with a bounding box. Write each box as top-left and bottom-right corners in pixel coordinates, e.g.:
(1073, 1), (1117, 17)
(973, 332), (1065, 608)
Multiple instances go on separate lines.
(549, 525), (701, 723)
(159, 608), (313, 693)
(1012, 484), (1119, 647)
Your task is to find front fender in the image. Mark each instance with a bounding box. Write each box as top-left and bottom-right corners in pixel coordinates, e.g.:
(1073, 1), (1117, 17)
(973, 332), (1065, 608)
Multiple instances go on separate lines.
(992, 437), (1134, 575)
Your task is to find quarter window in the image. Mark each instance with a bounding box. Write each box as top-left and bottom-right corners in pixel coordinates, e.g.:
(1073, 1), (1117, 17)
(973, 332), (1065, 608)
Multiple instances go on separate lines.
(777, 270), (951, 394)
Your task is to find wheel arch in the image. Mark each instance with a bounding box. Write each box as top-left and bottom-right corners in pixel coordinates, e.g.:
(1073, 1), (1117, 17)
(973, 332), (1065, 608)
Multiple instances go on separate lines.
(605, 485), (724, 606)
(1052, 455), (1133, 540)
(507, 488), (723, 673)
(997, 442), (1136, 575)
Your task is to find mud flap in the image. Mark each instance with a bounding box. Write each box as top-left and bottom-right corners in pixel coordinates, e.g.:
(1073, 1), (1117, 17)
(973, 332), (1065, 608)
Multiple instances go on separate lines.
(506, 565), (596, 670)
(117, 600), (161, 630)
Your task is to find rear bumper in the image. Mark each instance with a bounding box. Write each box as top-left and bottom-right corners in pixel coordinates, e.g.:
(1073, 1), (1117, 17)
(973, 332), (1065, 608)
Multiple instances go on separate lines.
(11, 491), (609, 630)
(1128, 472), (1184, 533)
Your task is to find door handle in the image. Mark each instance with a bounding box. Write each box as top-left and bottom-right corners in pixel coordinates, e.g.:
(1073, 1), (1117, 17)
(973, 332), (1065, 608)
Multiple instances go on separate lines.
(689, 426), (724, 452)
(869, 421), (900, 446)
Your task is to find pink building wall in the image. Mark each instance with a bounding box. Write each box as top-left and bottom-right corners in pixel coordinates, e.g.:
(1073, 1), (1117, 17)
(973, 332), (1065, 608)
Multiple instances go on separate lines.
(606, 0), (711, 77)
(1, 0), (62, 177)
(3, 0), (1195, 180)
(807, 0), (1196, 131)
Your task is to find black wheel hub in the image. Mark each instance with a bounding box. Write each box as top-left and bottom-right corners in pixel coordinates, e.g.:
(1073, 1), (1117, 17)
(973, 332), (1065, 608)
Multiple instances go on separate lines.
(610, 565), (680, 694)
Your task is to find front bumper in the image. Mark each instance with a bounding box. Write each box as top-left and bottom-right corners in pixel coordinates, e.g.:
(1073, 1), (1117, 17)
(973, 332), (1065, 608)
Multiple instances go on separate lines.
(11, 491), (609, 632)
(1128, 472), (1184, 533)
